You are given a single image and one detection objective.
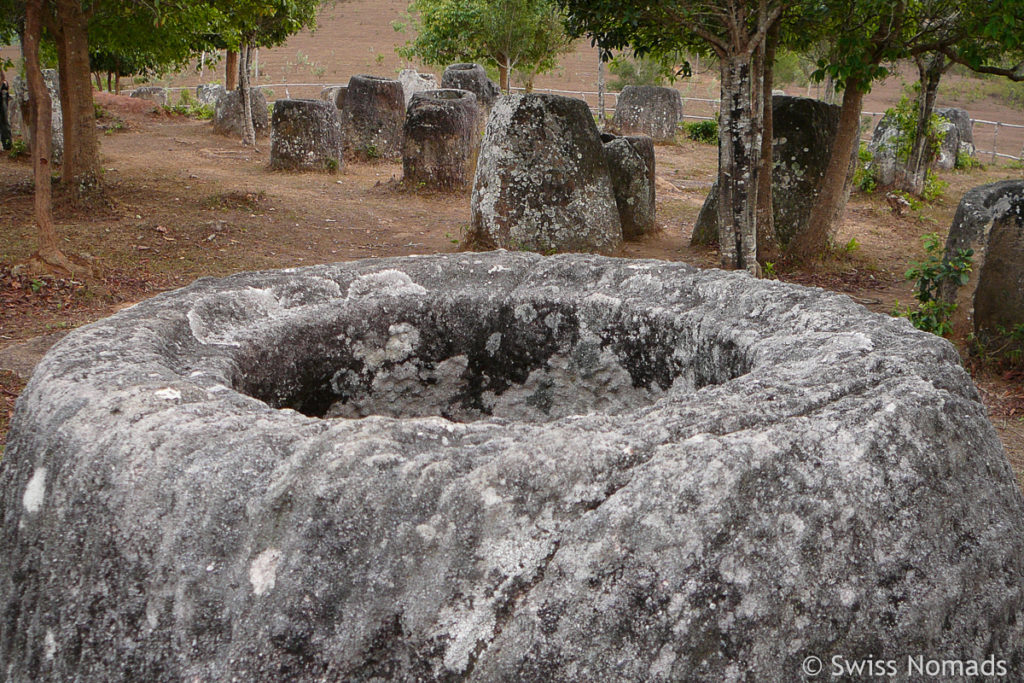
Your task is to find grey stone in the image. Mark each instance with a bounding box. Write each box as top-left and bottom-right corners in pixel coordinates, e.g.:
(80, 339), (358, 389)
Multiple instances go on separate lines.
(402, 89), (479, 190)
(692, 96), (854, 247)
(269, 99), (343, 172)
(318, 85), (347, 111)
(196, 83), (227, 107)
(934, 118), (960, 170)
(441, 63), (500, 113)
(609, 85), (683, 142)
(936, 106), (976, 161)
(213, 88), (269, 138)
(867, 112), (901, 187)
(602, 133), (656, 239)
(340, 74), (405, 161)
(399, 69), (440, 109)
(11, 70), (63, 163)
(941, 180), (1024, 340)
(3, 252), (1023, 681)
(469, 93), (622, 253)
(130, 86), (168, 107)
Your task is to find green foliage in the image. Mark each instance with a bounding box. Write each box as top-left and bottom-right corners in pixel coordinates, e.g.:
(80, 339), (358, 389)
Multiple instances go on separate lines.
(397, 0), (572, 89)
(921, 170), (948, 202)
(607, 54), (680, 90)
(955, 150), (984, 170)
(886, 96), (946, 165)
(7, 137), (27, 160)
(853, 142), (877, 193)
(683, 119), (718, 144)
(761, 261), (777, 279)
(896, 232), (973, 336)
(364, 143), (380, 160)
(166, 90), (214, 120)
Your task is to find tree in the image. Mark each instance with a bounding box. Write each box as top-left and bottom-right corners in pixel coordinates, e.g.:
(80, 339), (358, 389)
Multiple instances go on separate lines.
(211, 0), (323, 147)
(792, 0), (912, 263)
(398, 0), (574, 93)
(561, 0), (791, 273)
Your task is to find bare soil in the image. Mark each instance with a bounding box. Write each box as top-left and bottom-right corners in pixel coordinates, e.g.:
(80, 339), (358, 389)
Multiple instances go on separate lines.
(1, 1), (1023, 487)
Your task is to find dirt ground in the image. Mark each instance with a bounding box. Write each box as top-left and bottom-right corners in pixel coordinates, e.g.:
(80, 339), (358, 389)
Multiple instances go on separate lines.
(1, 0), (1023, 486)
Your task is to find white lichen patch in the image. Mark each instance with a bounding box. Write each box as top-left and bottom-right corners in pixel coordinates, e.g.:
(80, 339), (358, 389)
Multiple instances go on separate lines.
(44, 629), (56, 661)
(187, 287), (282, 347)
(154, 388), (181, 401)
(485, 332), (502, 355)
(22, 467), (47, 514)
(249, 548), (282, 596)
(346, 270), (427, 299)
(385, 323), (421, 363)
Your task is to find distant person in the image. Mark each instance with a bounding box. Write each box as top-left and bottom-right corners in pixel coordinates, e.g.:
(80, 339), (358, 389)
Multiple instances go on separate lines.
(0, 74), (12, 151)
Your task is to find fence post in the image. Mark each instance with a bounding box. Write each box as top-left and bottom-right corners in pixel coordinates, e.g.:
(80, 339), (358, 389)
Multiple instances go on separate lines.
(992, 122), (1000, 164)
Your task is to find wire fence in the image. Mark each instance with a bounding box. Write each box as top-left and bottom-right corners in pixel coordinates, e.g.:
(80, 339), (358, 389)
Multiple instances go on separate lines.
(139, 81), (1024, 162)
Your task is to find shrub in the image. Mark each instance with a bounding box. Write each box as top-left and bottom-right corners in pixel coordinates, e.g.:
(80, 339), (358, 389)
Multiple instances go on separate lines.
(895, 232), (972, 336)
(683, 119), (718, 144)
(853, 142), (877, 193)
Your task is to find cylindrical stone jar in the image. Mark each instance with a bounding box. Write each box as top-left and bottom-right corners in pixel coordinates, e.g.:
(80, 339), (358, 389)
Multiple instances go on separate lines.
(403, 89), (480, 190)
(270, 99), (343, 172)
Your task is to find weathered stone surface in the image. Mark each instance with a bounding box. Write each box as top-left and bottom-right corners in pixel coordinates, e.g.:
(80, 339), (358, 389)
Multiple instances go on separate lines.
(3, 252), (1023, 682)
(196, 83), (227, 106)
(441, 63), (500, 130)
(934, 118), (961, 170)
(867, 112), (901, 187)
(213, 88), (269, 138)
(941, 180), (1024, 340)
(692, 96), (853, 247)
(936, 106), (975, 160)
(469, 93), (622, 253)
(11, 70), (63, 163)
(340, 74), (405, 161)
(601, 133), (656, 239)
(399, 69), (440, 109)
(269, 99), (343, 172)
(130, 86), (168, 107)
(319, 85), (347, 111)
(609, 85), (683, 142)
(442, 63), (500, 109)
(402, 89), (479, 190)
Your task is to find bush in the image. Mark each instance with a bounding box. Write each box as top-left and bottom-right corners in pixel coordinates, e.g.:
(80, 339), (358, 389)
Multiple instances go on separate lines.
(683, 119), (718, 144)
(921, 170), (948, 202)
(852, 142), (877, 193)
(894, 232), (972, 336)
(165, 90), (214, 120)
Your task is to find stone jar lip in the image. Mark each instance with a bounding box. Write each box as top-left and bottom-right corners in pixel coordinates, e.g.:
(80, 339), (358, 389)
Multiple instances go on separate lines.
(447, 63), (482, 71)
(352, 74), (398, 83)
(14, 251), (975, 432)
(415, 88), (476, 102)
(274, 98), (325, 106)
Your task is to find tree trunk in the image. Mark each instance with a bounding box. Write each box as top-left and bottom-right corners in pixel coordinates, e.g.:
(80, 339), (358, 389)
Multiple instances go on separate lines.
(55, 0), (101, 195)
(226, 50), (239, 91)
(497, 61), (510, 94)
(239, 42), (257, 148)
(107, 72), (112, 92)
(24, 0), (74, 274)
(756, 24), (779, 265)
(114, 73), (120, 94)
(93, 72), (101, 90)
(716, 55), (759, 274)
(597, 51), (605, 127)
(789, 77), (864, 263)
(899, 53), (945, 196)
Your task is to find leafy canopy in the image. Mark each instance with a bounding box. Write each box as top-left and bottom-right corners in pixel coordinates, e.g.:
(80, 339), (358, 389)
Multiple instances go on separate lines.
(397, 0), (572, 85)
